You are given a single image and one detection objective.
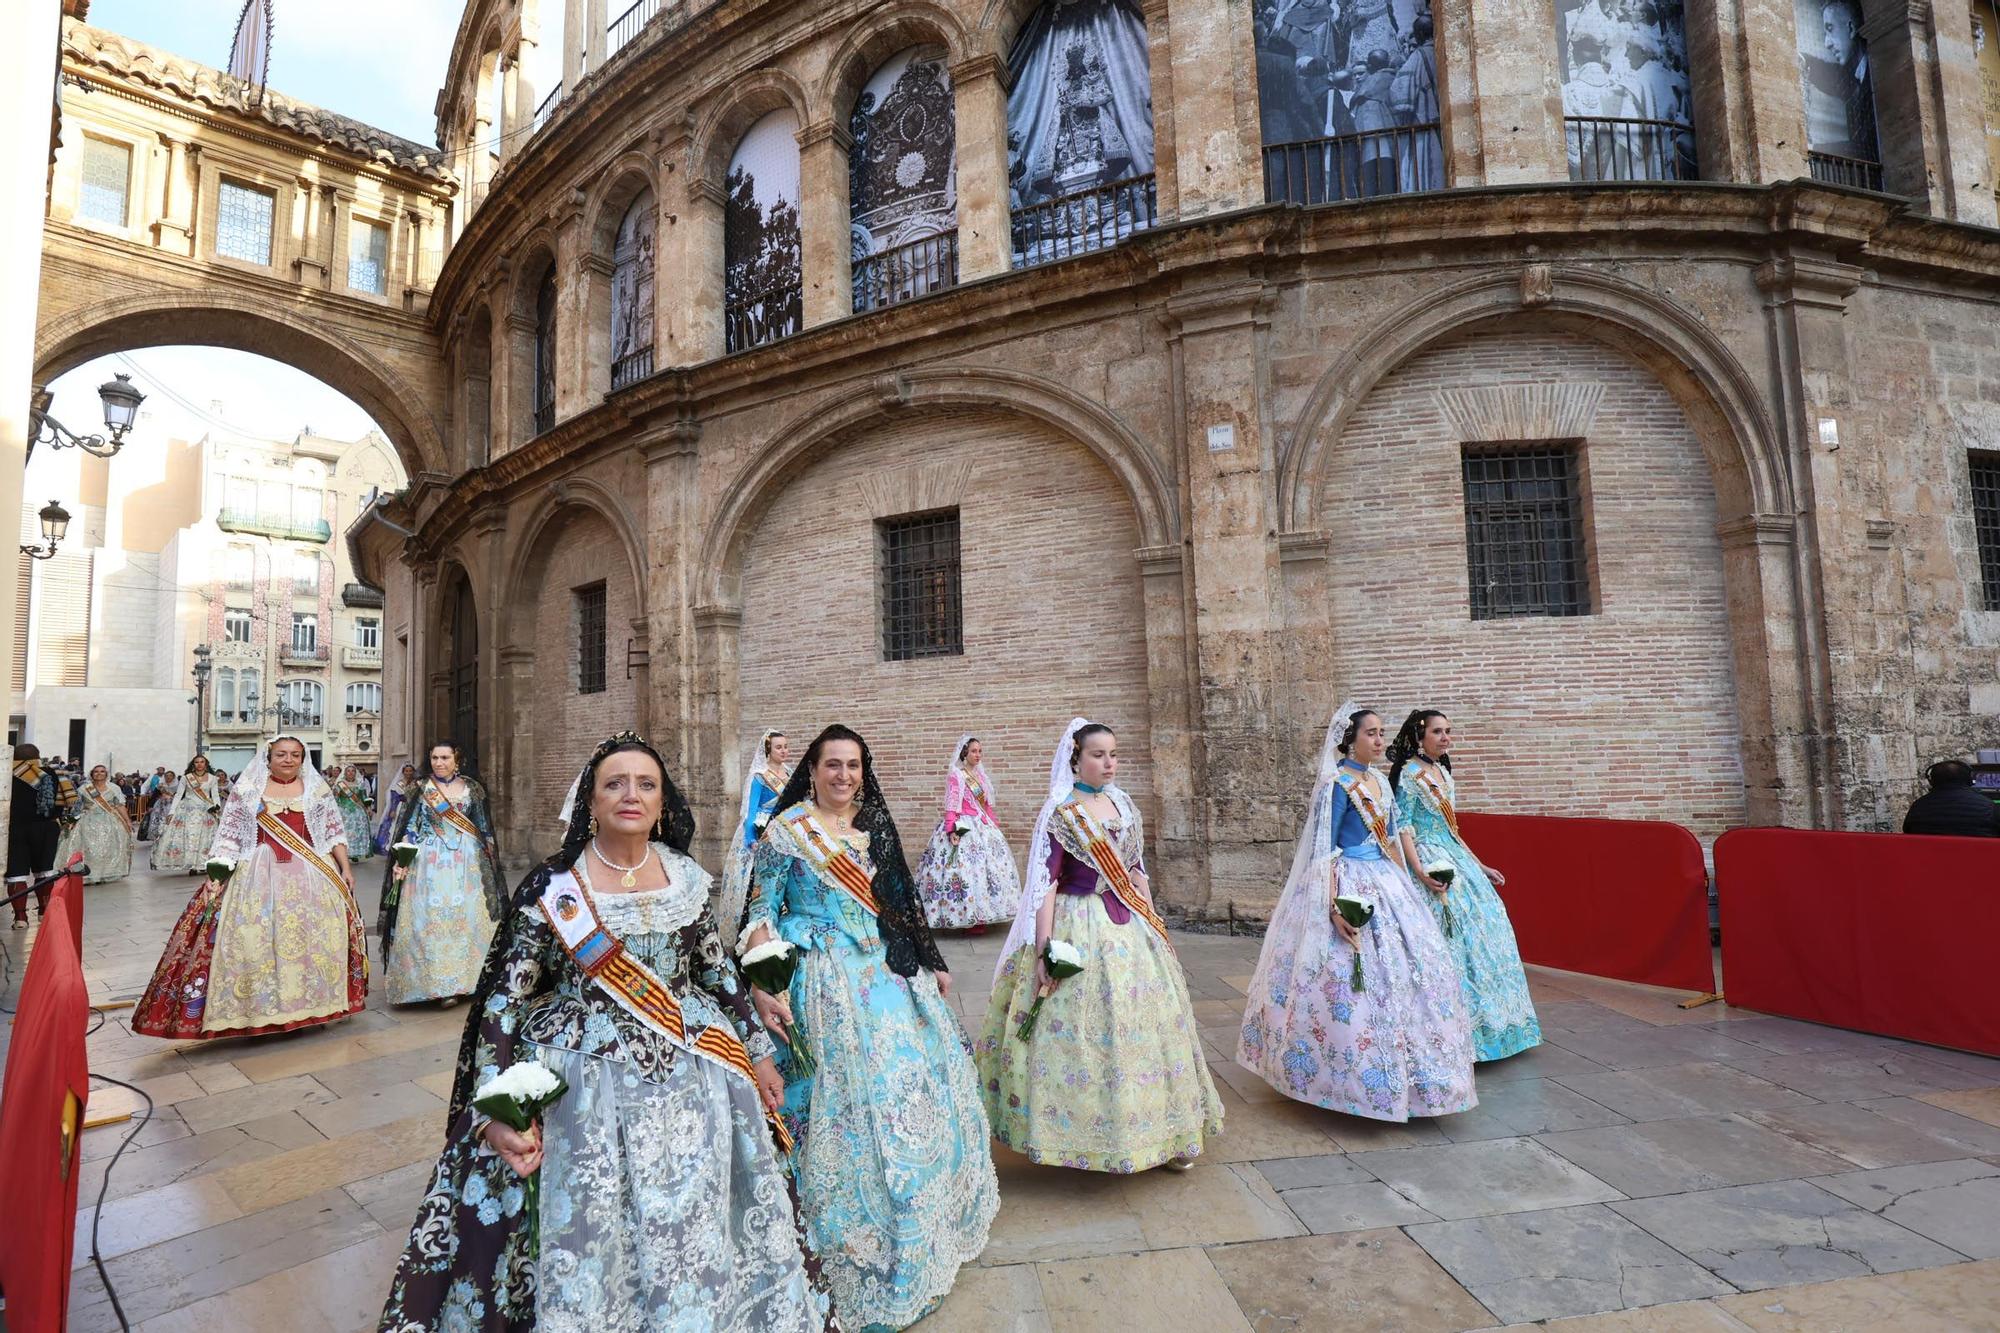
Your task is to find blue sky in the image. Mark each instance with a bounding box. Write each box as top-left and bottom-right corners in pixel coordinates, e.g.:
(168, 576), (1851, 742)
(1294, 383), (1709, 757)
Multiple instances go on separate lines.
(85, 0), (463, 145)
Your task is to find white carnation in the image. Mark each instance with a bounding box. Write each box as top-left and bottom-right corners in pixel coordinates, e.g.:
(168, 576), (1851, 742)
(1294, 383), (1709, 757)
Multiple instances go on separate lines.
(739, 938), (795, 966)
(952, 817), (974, 835)
(475, 1060), (561, 1103)
(392, 841), (419, 853)
(1046, 939), (1084, 968)
(1423, 861), (1454, 879)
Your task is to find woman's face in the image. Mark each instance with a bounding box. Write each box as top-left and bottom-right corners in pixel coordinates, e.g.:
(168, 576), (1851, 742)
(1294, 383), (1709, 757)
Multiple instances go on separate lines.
(963, 740), (984, 770)
(400, 765), (417, 782)
(429, 746), (457, 779)
(768, 734), (790, 768)
(814, 739), (864, 808)
(268, 740), (306, 783)
(1422, 715), (1452, 759)
(90, 765), (108, 784)
(190, 756), (211, 776)
(1075, 731), (1118, 787)
(591, 748), (663, 839)
(1349, 713), (1387, 765)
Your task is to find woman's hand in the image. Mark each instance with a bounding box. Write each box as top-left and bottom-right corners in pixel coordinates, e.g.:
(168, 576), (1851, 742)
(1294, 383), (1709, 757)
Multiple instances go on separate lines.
(1331, 908), (1360, 946)
(1484, 865), (1506, 888)
(1034, 950), (1061, 996)
(1128, 869), (1152, 904)
(392, 864), (409, 883)
(1417, 871), (1446, 894)
(751, 986), (793, 1044)
(483, 1120), (542, 1177)
(752, 1057), (785, 1114)
(935, 970), (953, 999)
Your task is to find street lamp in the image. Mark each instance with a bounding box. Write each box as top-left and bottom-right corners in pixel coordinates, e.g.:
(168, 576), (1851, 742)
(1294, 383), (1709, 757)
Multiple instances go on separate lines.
(19, 500), (72, 561)
(191, 644), (212, 756)
(26, 374), (147, 461)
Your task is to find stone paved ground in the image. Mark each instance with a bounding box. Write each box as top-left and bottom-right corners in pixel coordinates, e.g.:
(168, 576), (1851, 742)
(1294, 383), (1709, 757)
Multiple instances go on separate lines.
(7, 858), (1998, 1331)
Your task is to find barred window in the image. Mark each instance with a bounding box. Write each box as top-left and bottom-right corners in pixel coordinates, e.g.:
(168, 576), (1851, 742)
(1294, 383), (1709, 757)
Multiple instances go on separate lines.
(878, 509), (963, 660)
(348, 218), (389, 295)
(1973, 452), (2000, 611)
(1462, 444), (1591, 619)
(575, 582), (607, 694)
(78, 137), (131, 227)
(216, 180), (275, 265)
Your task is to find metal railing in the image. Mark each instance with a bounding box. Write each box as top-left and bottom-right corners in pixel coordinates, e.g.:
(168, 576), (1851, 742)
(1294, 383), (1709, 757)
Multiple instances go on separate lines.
(1011, 174), (1157, 270)
(1263, 125), (1444, 206)
(853, 230), (959, 313)
(1564, 116), (1697, 183)
(216, 508), (332, 543)
(608, 0), (661, 57)
(725, 284), (802, 354)
(531, 83), (562, 137)
(1808, 150), (1885, 192)
(533, 398), (555, 435)
(342, 645), (382, 669)
(611, 345), (654, 388)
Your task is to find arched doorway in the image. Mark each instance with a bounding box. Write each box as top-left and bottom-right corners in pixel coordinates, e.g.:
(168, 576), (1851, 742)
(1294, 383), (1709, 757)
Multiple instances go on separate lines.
(446, 572), (481, 774)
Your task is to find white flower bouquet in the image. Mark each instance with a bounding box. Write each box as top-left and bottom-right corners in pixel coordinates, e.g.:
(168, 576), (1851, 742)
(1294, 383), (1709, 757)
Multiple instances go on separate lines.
(391, 840), (421, 869)
(740, 938), (811, 1077)
(1423, 860), (1458, 937)
(472, 1059), (569, 1254)
(1016, 939), (1086, 1042)
(946, 815), (975, 867)
(204, 858), (235, 888)
(1333, 895), (1376, 992)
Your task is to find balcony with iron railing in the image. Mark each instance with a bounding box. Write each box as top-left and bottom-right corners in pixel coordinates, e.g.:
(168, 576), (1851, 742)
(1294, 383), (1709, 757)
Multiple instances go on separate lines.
(1808, 150), (1885, 192)
(531, 83), (563, 138)
(533, 396), (556, 435)
(1012, 175), (1158, 270)
(1263, 126), (1444, 206)
(854, 231), (959, 314)
(608, 0), (664, 58)
(281, 642), (331, 667)
(217, 508), (333, 543)
(342, 645), (383, 670)
(611, 345), (655, 388)
(726, 283), (803, 355)
(1563, 117), (1698, 183)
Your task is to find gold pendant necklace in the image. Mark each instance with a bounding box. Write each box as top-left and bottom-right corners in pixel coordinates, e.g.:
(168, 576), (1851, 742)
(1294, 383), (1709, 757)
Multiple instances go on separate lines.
(591, 839), (649, 888)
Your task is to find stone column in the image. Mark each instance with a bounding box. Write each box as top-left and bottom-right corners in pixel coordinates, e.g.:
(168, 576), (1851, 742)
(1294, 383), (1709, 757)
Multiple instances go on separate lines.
(500, 56), (524, 165)
(1455, 0), (1569, 183)
(797, 121), (853, 327)
(637, 418), (699, 785)
(1158, 0), (1263, 216)
(1682, 0), (1810, 183)
(1866, 0), (1999, 223)
(152, 134), (195, 253)
(1141, 0), (1181, 218)
(586, 0), (609, 72)
(951, 55), (1012, 281)
(495, 644), (536, 851)
(563, 0), (586, 90)
(1136, 545), (1204, 904)
(666, 172), (726, 365)
(690, 604), (742, 869)
(554, 195), (591, 419)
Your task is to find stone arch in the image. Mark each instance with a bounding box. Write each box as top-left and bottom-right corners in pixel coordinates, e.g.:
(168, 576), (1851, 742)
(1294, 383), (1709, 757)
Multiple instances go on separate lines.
(697, 366), (1177, 608)
(34, 290), (447, 477)
(977, 0), (1090, 62)
(1281, 268), (1787, 532)
(433, 561), (484, 774)
(691, 68), (814, 188)
(504, 237), (561, 448)
(586, 158), (661, 255)
(585, 160), (660, 397)
(820, 2), (973, 125)
(499, 477), (649, 650)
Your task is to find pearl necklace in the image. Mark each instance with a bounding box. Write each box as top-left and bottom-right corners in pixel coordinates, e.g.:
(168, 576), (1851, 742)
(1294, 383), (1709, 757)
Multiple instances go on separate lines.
(590, 839), (652, 889)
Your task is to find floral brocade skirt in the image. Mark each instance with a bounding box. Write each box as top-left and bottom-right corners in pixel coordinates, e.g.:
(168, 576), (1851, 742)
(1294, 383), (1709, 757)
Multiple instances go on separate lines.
(1415, 837), (1542, 1062)
(1236, 854), (1476, 1121)
(975, 892), (1223, 1172)
(337, 797), (374, 860)
(149, 804), (220, 871)
(383, 838), (500, 1004)
(913, 819), (1023, 929)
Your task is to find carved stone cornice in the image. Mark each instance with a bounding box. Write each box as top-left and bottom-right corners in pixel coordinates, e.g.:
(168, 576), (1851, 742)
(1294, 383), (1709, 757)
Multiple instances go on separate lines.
(948, 54), (1008, 89)
(1755, 255), (1864, 312)
(1135, 544), (1185, 577)
(796, 121), (852, 154)
(1715, 514), (1799, 549)
(1278, 530), (1333, 564)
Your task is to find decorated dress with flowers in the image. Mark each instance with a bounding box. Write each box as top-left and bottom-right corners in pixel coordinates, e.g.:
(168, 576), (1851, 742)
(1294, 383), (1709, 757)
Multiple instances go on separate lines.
(62, 780), (133, 883)
(374, 779), (414, 853)
(149, 773), (222, 870)
(333, 775), (375, 861)
(1236, 761), (1476, 1121)
(913, 766), (1023, 929)
(380, 848), (838, 1333)
(1396, 758), (1541, 1061)
(379, 778), (505, 1004)
(133, 779), (365, 1039)
(745, 803), (998, 1332)
(976, 785), (1222, 1171)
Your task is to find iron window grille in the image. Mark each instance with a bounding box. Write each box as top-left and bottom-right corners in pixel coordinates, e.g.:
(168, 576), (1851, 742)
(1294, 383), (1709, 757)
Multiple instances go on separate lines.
(79, 136), (132, 227)
(878, 509), (963, 661)
(216, 180), (276, 265)
(534, 266), (558, 434)
(1972, 452), (2000, 611)
(1462, 444), (1592, 620)
(576, 582), (607, 694)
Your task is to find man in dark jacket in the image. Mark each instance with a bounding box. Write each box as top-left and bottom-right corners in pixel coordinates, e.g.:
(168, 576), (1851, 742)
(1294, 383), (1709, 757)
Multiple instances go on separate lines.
(1903, 760), (2000, 838)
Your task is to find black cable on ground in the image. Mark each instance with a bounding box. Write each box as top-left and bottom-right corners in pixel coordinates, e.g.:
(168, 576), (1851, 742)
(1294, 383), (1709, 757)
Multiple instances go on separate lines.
(84, 1070), (156, 1332)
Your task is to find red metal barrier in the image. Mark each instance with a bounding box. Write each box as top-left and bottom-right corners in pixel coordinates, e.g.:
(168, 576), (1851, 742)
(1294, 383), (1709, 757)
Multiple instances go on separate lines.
(1458, 812), (1715, 993)
(1716, 827), (2000, 1056)
(0, 893), (91, 1333)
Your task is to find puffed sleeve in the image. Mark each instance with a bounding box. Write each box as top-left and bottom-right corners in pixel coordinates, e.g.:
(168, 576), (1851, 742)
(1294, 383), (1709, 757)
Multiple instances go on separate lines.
(1326, 781), (1354, 854)
(743, 834), (789, 938)
(943, 768), (969, 822)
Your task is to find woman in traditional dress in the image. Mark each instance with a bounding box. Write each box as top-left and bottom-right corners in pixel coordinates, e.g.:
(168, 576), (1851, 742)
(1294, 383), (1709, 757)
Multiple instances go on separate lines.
(374, 763), (418, 853)
(380, 741), (504, 1005)
(913, 735), (1023, 933)
(1236, 702), (1476, 1121)
(139, 770), (178, 841)
(1388, 708), (1542, 1061)
(742, 723), (997, 1331)
(64, 764), (134, 884)
(715, 728), (789, 950)
(977, 718), (1222, 1173)
(333, 764), (376, 861)
(379, 732), (839, 1333)
(131, 736), (365, 1039)
(151, 756), (226, 872)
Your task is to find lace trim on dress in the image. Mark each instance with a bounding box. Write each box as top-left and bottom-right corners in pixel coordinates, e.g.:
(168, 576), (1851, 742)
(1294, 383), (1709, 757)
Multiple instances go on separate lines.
(582, 845), (710, 936)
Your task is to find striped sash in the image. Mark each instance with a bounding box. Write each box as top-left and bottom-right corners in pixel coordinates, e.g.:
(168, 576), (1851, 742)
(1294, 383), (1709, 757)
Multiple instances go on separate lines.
(256, 808), (350, 896)
(779, 807), (880, 918)
(1335, 769), (1398, 858)
(1056, 799), (1172, 947)
(423, 782), (486, 845)
(1413, 762), (1461, 840)
(539, 869), (791, 1152)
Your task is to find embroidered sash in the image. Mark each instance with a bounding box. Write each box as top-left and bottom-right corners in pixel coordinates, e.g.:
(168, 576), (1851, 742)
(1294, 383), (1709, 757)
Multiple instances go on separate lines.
(539, 869), (791, 1151)
(1055, 798), (1172, 947)
(423, 782), (486, 845)
(1412, 763), (1461, 840)
(88, 786), (124, 820)
(256, 808), (350, 897)
(1335, 769), (1399, 859)
(778, 807), (880, 917)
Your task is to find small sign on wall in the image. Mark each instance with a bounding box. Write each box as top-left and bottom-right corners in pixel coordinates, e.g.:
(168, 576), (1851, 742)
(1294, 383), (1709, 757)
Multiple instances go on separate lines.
(1206, 424), (1235, 453)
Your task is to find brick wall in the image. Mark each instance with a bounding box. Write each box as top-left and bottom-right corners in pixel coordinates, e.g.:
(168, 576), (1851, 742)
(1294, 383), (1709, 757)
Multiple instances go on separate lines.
(529, 507), (641, 820)
(736, 410), (1154, 862)
(1321, 327), (1750, 841)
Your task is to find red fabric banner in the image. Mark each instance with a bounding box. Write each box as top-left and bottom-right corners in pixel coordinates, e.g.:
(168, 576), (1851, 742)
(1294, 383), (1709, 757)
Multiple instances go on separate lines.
(1458, 812), (1715, 993)
(1716, 827), (2000, 1057)
(0, 893), (91, 1333)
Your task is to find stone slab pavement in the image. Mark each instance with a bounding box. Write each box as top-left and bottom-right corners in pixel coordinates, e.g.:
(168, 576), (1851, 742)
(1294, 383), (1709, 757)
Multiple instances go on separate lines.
(5, 859), (1996, 1331)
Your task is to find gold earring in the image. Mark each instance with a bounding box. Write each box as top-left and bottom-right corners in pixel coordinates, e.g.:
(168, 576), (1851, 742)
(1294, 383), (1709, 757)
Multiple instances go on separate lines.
(588, 816), (598, 836)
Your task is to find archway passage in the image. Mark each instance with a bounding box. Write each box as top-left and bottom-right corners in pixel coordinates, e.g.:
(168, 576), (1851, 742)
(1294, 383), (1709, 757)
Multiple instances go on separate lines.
(447, 573), (481, 775)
